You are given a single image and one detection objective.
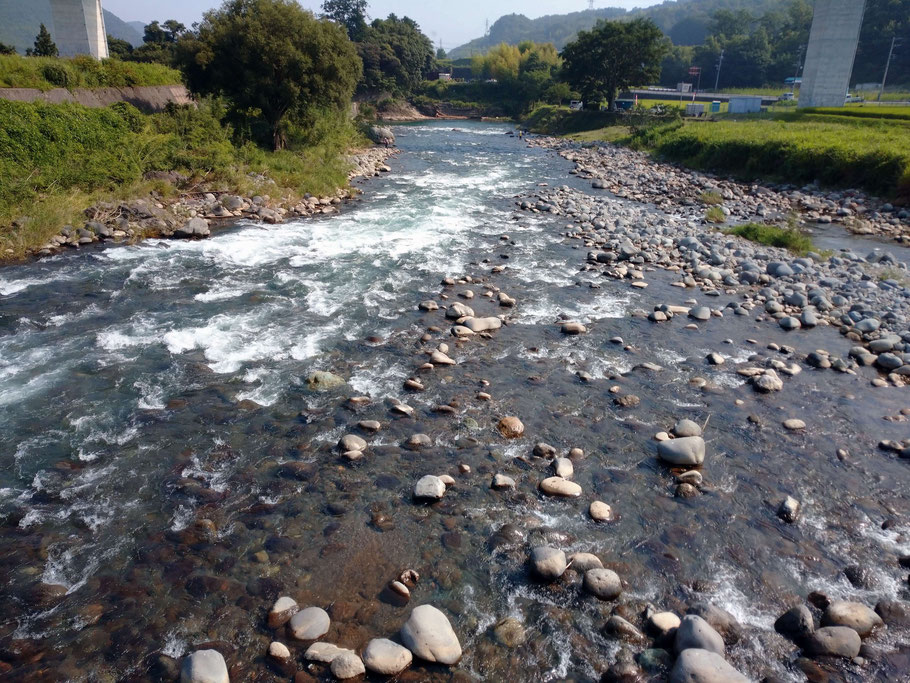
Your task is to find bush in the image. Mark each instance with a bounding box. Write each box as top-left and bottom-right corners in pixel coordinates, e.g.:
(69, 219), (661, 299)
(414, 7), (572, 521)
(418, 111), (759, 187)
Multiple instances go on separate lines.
(705, 206), (726, 223)
(699, 191), (722, 205)
(726, 222), (815, 255)
(0, 54), (182, 90)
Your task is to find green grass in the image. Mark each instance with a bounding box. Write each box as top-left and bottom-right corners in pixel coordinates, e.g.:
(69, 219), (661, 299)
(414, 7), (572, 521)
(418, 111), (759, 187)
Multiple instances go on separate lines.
(0, 54), (182, 90)
(705, 206), (726, 223)
(637, 113), (910, 202)
(726, 222), (815, 255)
(0, 99), (366, 258)
(699, 191), (723, 205)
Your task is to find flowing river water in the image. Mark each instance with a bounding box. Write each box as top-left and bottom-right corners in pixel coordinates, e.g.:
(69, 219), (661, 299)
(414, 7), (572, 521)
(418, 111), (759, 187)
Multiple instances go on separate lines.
(1, 121), (909, 681)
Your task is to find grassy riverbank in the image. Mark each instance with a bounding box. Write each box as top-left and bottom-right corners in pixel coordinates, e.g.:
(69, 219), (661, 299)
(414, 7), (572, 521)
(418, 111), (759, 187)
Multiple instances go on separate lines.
(526, 105), (910, 203)
(0, 99), (366, 258)
(0, 54), (182, 89)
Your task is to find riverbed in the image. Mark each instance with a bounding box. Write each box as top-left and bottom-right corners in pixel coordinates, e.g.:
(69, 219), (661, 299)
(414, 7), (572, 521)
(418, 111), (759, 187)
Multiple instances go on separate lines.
(0, 121), (908, 681)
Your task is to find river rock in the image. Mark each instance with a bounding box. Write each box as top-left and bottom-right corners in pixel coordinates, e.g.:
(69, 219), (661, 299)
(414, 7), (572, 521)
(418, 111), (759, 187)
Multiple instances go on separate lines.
(657, 436), (705, 466)
(689, 306), (711, 321)
(491, 473), (516, 489)
(339, 434), (367, 452)
(552, 457), (574, 478)
(414, 475), (446, 500)
(568, 552), (603, 572)
(306, 371), (345, 391)
(330, 652), (365, 679)
(589, 500), (613, 521)
(497, 417), (524, 438)
(778, 496), (800, 523)
(821, 601), (883, 637)
(268, 596), (299, 628)
(562, 322), (587, 335)
(362, 638), (412, 675)
(669, 648), (748, 683)
(687, 603), (742, 644)
(430, 350), (456, 365)
(445, 302), (474, 319)
(753, 370), (784, 392)
(305, 642), (353, 663)
(649, 612), (681, 636)
(775, 605), (814, 641)
(673, 419), (703, 437)
(175, 217), (210, 238)
(805, 626), (862, 658)
(604, 615), (646, 643)
(400, 605), (462, 665)
(539, 476), (582, 497)
(180, 650), (229, 683)
(675, 615), (724, 655)
(289, 606), (330, 640)
(529, 546), (567, 581)
(583, 568), (622, 600)
(268, 641), (291, 662)
(464, 317), (502, 332)
(492, 617), (526, 647)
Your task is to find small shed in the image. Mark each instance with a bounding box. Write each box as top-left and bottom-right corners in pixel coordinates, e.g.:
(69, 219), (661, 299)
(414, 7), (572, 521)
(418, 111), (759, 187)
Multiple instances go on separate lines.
(686, 103), (705, 117)
(728, 96), (762, 114)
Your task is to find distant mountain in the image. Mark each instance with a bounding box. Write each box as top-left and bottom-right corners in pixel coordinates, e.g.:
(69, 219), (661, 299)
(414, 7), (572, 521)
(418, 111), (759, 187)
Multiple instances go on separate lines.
(127, 21), (148, 36)
(448, 0), (786, 58)
(0, 2), (143, 53)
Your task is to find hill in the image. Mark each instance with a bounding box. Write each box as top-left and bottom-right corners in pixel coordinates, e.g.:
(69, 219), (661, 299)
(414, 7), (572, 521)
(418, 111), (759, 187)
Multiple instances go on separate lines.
(448, 0), (785, 58)
(0, 2), (143, 54)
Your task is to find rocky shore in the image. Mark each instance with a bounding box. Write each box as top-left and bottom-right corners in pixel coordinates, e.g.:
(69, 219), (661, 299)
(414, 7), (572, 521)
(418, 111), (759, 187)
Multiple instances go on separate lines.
(529, 137), (910, 245)
(28, 146), (397, 259)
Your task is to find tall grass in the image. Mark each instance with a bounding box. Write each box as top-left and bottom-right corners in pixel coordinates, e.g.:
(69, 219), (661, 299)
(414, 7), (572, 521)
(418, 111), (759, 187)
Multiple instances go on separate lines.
(0, 54), (182, 90)
(727, 222), (815, 255)
(0, 99), (366, 257)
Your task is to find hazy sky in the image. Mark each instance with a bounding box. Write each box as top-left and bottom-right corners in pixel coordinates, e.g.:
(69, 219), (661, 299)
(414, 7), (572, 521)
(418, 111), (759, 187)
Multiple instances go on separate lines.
(104, 1), (659, 50)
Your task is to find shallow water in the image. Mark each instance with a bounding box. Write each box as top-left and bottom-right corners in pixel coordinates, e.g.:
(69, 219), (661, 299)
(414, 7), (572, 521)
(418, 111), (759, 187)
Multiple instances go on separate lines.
(1, 121), (908, 681)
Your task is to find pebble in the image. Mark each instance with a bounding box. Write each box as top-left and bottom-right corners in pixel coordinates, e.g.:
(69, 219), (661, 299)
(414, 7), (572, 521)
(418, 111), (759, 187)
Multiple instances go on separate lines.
(339, 434), (367, 452)
(414, 475), (446, 500)
(268, 641), (291, 662)
(305, 642), (355, 663)
(649, 612), (681, 635)
(497, 416), (524, 438)
(330, 652), (365, 679)
(568, 552), (603, 571)
(777, 496), (801, 523)
(268, 596), (299, 628)
(783, 419), (806, 430)
(551, 457), (574, 479)
(561, 322), (587, 335)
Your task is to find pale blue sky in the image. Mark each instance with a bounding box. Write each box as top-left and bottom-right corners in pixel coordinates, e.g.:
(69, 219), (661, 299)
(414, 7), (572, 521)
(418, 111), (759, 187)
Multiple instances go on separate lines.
(104, 1), (658, 50)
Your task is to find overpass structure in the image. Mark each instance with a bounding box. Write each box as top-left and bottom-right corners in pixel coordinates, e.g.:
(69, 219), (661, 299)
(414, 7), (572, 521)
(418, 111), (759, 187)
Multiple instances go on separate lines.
(50, 0), (109, 59)
(798, 0), (865, 108)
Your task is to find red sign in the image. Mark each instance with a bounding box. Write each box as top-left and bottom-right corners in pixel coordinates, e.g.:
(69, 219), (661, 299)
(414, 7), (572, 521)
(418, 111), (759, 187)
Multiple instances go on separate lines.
(688, 66), (701, 75)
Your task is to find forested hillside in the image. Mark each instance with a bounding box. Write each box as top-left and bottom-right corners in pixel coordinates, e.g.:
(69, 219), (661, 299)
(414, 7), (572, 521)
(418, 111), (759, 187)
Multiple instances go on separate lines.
(449, 0), (910, 88)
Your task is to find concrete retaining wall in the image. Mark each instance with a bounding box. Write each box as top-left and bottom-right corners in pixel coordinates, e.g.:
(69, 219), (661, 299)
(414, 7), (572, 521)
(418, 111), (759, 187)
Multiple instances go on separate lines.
(0, 85), (193, 112)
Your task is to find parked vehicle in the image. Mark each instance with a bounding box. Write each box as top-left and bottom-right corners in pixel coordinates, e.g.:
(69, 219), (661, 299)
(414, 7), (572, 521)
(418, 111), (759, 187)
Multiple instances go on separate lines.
(569, 100), (583, 111)
(780, 92), (795, 101)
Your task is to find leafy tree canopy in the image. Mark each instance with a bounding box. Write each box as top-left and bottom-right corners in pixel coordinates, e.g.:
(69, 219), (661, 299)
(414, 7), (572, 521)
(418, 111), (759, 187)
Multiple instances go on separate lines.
(357, 14), (434, 97)
(561, 18), (668, 109)
(177, 0), (361, 150)
(322, 0), (368, 41)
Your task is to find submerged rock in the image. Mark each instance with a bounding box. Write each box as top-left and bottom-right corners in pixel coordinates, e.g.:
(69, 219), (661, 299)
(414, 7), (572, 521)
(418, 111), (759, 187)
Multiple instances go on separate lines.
(414, 475), (446, 500)
(657, 436), (706, 466)
(775, 605), (814, 641)
(529, 546), (567, 581)
(306, 371), (345, 391)
(497, 416), (525, 438)
(583, 568), (622, 600)
(330, 652), (365, 679)
(289, 606), (330, 640)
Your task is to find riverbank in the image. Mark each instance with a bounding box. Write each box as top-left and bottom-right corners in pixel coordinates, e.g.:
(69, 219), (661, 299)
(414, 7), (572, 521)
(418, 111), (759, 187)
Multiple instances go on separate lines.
(528, 135), (910, 246)
(14, 145), (396, 262)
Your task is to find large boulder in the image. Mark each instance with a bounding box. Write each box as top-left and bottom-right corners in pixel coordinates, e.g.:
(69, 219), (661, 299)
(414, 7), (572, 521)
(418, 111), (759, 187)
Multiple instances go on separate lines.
(657, 436), (706, 466)
(180, 650), (229, 683)
(175, 217), (211, 239)
(400, 605), (462, 665)
(367, 125), (395, 145)
(775, 605), (814, 641)
(669, 648), (749, 683)
(306, 371), (345, 391)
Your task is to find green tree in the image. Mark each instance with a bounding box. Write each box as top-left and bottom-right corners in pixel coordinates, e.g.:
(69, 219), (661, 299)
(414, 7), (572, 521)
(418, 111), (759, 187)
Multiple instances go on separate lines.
(143, 20), (169, 45)
(107, 35), (134, 59)
(322, 0), (368, 41)
(28, 24), (58, 57)
(177, 0), (361, 150)
(0, 42), (16, 55)
(357, 14), (434, 96)
(561, 18), (667, 110)
(436, 47), (447, 60)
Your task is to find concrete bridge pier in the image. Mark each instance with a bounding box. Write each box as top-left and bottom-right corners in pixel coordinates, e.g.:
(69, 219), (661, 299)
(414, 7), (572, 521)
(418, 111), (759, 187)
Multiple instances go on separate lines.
(798, 0), (865, 108)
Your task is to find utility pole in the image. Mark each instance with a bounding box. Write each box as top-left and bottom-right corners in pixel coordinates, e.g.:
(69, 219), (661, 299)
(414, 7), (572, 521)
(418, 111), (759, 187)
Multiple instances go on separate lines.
(878, 37), (900, 102)
(714, 49), (724, 92)
(588, 0), (595, 9)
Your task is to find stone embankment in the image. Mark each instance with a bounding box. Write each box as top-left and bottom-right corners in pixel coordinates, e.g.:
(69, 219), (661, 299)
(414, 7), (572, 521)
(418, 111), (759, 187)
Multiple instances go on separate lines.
(0, 85), (193, 113)
(30, 147), (396, 258)
(530, 138), (910, 244)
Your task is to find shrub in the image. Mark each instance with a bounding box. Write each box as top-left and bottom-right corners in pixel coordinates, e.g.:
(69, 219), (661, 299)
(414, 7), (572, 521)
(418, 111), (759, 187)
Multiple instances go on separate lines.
(726, 222), (815, 255)
(705, 206), (726, 223)
(699, 190), (722, 205)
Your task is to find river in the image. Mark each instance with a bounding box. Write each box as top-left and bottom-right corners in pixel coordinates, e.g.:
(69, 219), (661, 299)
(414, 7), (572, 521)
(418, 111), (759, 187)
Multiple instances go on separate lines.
(0, 121), (908, 681)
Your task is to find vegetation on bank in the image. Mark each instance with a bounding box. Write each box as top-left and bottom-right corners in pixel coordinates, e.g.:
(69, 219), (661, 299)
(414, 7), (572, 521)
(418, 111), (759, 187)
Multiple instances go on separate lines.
(0, 98), (364, 258)
(726, 222), (815, 255)
(526, 104), (910, 202)
(0, 54), (183, 90)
